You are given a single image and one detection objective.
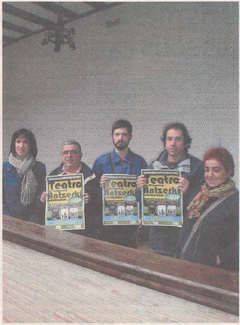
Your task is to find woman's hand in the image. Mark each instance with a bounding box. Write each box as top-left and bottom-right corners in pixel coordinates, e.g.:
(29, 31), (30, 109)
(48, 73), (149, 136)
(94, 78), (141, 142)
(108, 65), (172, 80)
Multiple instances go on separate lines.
(40, 191), (48, 203)
(136, 175), (146, 190)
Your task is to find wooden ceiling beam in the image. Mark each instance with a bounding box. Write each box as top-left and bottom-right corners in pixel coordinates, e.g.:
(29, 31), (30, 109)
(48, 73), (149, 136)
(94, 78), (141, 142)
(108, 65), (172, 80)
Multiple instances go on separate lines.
(3, 35), (16, 43)
(2, 3), (55, 30)
(3, 20), (33, 35)
(64, 2), (124, 24)
(3, 2), (124, 48)
(83, 2), (107, 10)
(33, 2), (79, 20)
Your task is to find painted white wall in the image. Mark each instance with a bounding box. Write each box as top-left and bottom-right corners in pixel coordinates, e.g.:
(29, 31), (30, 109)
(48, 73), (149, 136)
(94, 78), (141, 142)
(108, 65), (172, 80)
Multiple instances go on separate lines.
(3, 2), (239, 186)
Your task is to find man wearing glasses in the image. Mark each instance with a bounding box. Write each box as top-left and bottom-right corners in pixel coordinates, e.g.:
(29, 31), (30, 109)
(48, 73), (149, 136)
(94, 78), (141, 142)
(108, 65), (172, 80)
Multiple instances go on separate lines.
(41, 140), (101, 238)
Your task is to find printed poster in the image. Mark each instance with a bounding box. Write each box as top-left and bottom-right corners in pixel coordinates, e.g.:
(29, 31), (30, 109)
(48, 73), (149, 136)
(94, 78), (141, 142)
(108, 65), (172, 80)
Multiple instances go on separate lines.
(141, 169), (183, 226)
(45, 174), (85, 230)
(103, 174), (139, 225)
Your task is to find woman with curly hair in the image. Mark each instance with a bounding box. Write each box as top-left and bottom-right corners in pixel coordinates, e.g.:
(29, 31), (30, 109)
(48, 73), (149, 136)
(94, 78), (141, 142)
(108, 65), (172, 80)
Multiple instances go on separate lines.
(179, 147), (239, 271)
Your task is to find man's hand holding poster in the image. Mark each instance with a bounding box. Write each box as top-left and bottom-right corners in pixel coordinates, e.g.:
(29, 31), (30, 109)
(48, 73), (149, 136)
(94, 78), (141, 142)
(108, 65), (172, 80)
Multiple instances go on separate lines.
(141, 169), (183, 227)
(103, 174), (139, 225)
(45, 174), (85, 230)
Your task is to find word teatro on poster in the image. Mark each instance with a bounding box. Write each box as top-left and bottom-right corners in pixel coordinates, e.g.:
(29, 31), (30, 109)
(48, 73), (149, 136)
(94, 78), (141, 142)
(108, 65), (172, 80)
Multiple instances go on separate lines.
(103, 174), (139, 225)
(141, 169), (183, 227)
(45, 174), (85, 230)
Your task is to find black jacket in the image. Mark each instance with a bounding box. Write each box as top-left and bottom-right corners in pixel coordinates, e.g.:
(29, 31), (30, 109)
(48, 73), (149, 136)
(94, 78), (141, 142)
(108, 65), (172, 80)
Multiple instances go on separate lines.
(49, 162), (102, 238)
(179, 189), (239, 271)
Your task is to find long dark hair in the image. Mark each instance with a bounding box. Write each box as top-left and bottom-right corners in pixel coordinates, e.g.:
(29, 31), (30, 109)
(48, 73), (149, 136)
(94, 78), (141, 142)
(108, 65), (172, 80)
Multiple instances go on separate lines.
(10, 128), (38, 158)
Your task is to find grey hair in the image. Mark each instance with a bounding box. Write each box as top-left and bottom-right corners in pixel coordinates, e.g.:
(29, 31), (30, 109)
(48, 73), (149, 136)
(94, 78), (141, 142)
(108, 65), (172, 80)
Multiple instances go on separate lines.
(62, 140), (81, 152)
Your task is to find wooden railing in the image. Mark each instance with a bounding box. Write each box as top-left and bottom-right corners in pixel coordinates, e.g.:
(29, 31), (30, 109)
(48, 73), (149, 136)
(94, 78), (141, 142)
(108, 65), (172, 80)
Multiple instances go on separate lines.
(3, 215), (239, 316)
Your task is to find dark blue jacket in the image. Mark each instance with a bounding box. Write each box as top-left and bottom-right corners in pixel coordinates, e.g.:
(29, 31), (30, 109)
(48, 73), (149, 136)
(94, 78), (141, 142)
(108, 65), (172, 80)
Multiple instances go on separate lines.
(3, 161), (46, 224)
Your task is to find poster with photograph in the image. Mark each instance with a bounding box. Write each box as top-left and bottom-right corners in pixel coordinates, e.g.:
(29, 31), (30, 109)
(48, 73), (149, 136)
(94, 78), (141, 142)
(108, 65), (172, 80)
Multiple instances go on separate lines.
(103, 174), (139, 225)
(141, 169), (183, 227)
(45, 174), (85, 230)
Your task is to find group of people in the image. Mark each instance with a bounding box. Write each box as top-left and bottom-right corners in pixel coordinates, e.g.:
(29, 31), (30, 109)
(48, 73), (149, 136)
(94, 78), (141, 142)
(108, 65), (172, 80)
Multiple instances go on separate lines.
(3, 120), (239, 271)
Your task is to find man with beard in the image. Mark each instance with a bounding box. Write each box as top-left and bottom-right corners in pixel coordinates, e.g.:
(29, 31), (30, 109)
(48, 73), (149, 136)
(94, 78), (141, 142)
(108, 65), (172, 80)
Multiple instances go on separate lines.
(137, 122), (205, 257)
(92, 119), (147, 247)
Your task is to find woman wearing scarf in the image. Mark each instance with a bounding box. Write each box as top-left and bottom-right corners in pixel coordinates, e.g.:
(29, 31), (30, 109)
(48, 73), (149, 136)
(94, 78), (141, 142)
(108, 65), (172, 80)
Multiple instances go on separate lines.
(179, 147), (239, 271)
(3, 129), (46, 224)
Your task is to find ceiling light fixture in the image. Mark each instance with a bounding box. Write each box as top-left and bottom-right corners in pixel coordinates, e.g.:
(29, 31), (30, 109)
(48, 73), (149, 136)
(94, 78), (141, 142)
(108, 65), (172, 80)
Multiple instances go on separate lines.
(41, 10), (76, 52)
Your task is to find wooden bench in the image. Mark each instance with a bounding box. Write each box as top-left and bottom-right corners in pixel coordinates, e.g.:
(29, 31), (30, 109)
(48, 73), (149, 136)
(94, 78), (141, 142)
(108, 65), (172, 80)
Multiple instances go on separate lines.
(3, 215), (239, 316)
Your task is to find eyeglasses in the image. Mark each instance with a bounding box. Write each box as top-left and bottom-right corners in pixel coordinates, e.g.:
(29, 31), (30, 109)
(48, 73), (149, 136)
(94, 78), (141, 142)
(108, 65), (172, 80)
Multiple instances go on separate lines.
(62, 150), (79, 155)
